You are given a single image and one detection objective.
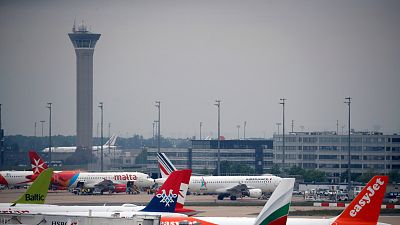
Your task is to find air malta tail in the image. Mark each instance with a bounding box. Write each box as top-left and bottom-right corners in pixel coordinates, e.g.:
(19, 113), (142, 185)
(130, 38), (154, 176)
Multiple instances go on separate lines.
(141, 169), (192, 213)
(12, 168), (54, 205)
(29, 150), (48, 175)
(333, 175), (388, 225)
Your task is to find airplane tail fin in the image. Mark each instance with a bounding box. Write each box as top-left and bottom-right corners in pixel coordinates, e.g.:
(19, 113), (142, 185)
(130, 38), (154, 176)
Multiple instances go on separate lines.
(176, 167), (191, 209)
(254, 178), (294, 225)
(12, 168), (54, 205)
(141, 169), (192, 212)
(29, 150), (48, 175)
(103, 134), (118, 147)
(157, 152), (177, 178)
(333, 175), (388, 225)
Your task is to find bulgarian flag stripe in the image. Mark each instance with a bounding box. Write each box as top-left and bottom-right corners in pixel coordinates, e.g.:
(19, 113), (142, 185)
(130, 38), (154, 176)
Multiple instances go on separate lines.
(259, 203), (290, 225)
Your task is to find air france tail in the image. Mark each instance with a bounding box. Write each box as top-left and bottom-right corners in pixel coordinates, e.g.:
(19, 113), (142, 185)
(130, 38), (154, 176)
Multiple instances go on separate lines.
(141, 169), (192, 212)
(104, 134), (118, 147)
(254, 178), (294, 225)
(157, 152), (177, 178)
(12, 168), (54, 205)
(333, 175), (388, 225)
(29, 150), (48, 175)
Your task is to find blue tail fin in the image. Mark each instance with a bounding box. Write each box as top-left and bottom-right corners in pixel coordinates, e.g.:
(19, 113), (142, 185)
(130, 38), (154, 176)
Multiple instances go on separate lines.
(141, 169), (192, 212)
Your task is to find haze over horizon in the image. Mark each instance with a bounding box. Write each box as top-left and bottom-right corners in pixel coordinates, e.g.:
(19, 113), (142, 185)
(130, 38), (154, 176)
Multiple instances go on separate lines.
(1, 0), (399, 139)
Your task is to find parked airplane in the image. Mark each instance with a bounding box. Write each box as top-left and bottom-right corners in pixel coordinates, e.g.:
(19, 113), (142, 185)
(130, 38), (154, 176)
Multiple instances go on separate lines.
(29, 150), (154, 193)
(42, 134), (118, 153)
(161, 175), (390, 225)
(0, 170), (34, 188)
(157, 152), (282, 200)
(0, 168), (192, 218)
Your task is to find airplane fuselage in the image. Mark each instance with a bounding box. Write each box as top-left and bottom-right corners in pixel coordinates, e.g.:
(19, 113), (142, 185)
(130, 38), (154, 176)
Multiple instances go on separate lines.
(70, 172), (154, 189)
(189, 175), (281, 193)
(160, 217), (390, 225)
(0, 203), (185, 218)
(156, 175), (281, 198)
(0, 171), (33, 187)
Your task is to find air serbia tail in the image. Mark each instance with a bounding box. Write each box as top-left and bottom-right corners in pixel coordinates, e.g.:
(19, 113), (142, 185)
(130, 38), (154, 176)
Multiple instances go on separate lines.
(333, 175), (388, 225)
(141, 169), (191, 213)
(12, 168), (54, 206)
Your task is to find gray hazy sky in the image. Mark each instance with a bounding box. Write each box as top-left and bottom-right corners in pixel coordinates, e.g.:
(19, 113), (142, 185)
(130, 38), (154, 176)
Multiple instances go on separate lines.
(1, 0), (399, 139)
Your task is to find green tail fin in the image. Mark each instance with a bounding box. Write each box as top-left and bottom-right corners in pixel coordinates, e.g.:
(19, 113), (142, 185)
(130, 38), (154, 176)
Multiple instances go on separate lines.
(12, 168), (53, 205)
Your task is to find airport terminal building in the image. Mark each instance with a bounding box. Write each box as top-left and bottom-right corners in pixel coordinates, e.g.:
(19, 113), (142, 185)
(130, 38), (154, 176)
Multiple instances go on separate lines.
(273, 131), (400, 182)
(145, 139), (274, 176)
(144, 132), (400, 181)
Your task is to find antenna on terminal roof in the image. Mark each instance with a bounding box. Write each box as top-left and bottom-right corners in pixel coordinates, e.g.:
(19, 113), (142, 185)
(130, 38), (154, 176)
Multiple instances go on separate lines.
(72, 17), (76, 32)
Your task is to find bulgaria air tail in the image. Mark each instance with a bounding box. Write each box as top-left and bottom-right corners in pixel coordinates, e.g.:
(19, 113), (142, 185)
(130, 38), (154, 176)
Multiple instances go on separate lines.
(254, 178), (294, 225)
(12, 168), (53, 205)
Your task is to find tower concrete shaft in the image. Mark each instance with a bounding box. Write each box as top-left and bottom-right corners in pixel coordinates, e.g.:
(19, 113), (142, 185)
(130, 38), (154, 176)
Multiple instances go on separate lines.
(68, 22), (100, 153)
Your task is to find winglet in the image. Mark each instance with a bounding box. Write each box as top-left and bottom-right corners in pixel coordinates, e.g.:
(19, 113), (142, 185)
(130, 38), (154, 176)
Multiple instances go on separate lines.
(254, 178), (294, 225)
(29, 150), (48, 175)
(333, 175), (388, 225)
(141, 169), (192, 212)
(12, 168), (53, 205)
(157, 152), (177, 178)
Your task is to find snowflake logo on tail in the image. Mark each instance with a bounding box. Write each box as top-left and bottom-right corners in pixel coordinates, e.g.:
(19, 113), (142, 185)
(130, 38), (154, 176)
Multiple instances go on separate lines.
(156, 189), (177, 207)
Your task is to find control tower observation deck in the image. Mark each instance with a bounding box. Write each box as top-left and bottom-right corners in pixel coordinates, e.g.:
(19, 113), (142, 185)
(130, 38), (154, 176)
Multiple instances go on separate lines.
(68, 21), (100, 152)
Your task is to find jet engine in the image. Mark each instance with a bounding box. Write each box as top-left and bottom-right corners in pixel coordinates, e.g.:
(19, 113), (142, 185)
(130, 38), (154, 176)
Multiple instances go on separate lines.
(247, 189), (262, 198)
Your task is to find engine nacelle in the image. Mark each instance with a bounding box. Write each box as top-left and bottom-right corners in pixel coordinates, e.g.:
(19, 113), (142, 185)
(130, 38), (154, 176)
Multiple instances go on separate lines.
(247, 189), (262, 198)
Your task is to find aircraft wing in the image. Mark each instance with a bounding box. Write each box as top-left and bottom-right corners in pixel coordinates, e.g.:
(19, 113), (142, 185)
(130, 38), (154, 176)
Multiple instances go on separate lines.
(226, 183), (249, 193)
(93, 179), (116, 192)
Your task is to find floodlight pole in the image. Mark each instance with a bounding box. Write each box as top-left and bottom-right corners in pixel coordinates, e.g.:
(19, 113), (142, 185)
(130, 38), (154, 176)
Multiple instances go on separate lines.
(215, 100), (221, 176)
(280, 98), (286, 173)
(345, 97), (352, 198)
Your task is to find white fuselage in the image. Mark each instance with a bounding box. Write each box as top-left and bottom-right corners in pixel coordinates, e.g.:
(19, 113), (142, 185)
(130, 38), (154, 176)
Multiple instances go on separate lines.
(162, 217), (390, 225)
(157, 175), (281, 194)
(0, 203), (185, 218)
(0, 171), (33, 187)
(70, 172), (154, 189)
(42, 145), (116, 153)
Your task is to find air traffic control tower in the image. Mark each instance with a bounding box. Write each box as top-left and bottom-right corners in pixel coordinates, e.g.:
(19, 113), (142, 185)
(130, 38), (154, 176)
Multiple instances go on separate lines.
(68, 22), (100, 153)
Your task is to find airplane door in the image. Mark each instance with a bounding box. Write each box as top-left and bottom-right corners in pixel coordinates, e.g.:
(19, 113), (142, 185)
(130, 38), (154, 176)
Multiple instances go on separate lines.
(126, 181), (134, 194)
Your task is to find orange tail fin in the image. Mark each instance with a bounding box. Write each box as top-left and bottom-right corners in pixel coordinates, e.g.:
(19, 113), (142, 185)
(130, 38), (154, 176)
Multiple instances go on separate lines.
(334, 175), (388, 225)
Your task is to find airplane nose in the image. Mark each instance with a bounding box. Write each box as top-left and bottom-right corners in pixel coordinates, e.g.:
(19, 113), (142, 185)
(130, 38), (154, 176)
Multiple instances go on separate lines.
(0, 174), (8, 186)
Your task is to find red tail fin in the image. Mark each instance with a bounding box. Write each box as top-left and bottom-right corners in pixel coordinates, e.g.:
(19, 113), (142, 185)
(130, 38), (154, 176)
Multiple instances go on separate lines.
(334, 175), (388, 225)
(28, 150), (48, 175)
(176, 167), (191, 209)
(142, 169), (192, 212)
